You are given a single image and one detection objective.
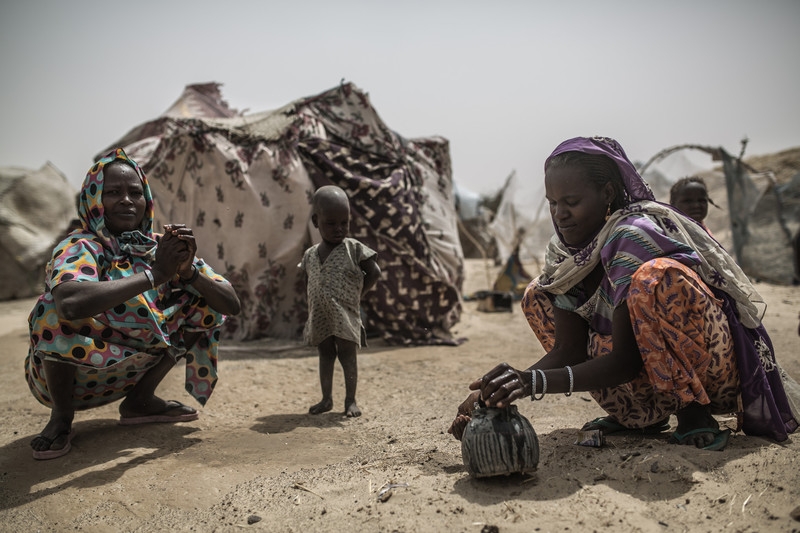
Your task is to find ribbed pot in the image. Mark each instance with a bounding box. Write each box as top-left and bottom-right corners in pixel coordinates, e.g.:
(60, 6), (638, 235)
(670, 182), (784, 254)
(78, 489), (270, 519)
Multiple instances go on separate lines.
(460, 404), (539, 478)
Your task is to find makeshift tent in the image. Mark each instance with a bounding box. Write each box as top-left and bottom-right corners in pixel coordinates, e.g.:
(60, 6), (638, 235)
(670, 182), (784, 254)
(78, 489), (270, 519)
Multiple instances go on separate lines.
(642, 144), (800, 285)
(98, 82), (464, 345)
(454, 182), (495, 260)
(487, 171), (548, 268)
(718, 150), (799, 285)
(492, 243), (533, 298)
(0, 162), (76, 300)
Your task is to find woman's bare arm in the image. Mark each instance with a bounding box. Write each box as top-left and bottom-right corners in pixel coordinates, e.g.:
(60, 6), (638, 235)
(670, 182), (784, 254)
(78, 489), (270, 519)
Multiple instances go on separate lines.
(477, 303), (643, 407)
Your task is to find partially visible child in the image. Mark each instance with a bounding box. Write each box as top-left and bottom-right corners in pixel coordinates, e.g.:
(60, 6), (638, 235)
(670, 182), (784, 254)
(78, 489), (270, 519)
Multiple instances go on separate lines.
(669, 176), (719, 227)
(300, 185), (381, 417)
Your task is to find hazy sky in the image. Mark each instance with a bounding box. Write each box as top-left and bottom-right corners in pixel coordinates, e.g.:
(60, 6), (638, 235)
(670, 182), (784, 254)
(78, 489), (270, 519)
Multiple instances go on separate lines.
(1, 1), (798, 196)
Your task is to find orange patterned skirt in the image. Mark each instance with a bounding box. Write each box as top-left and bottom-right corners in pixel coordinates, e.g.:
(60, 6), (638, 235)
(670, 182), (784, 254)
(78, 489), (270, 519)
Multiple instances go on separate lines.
(522, 258), (740, 428)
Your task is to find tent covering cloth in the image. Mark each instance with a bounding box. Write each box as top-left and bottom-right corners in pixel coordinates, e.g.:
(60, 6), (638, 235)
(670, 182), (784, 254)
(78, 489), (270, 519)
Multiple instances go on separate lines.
(98, 82), (464, 345)
(0, 162), (76, 300)
(720, 149), (800, 285)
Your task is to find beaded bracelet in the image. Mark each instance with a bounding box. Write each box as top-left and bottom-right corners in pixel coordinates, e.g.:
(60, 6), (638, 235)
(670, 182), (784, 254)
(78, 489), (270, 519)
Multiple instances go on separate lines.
(180, 265), (200, 284)
(143, 269), (156, 290)
(565, 365), (574, 397)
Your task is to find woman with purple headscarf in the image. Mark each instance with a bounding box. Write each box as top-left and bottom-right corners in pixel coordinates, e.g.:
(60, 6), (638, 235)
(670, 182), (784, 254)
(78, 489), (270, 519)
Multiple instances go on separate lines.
(25, 149), (240, 460)
(449, 136), (797, 451)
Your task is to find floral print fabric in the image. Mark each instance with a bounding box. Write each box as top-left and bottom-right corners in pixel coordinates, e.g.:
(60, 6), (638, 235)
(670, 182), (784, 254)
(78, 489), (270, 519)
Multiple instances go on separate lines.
(114, 83), (463, 346)
(523, 258), (739, 428)
(300, 238), (376, 347)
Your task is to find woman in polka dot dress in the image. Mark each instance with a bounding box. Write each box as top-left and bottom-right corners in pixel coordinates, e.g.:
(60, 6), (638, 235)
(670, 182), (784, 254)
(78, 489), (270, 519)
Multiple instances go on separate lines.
(25, 148), (240, 460)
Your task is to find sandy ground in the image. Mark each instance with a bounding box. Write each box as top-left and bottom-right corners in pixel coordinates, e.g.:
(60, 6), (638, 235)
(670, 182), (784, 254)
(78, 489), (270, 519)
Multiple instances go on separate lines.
(1, 259), (799, 533)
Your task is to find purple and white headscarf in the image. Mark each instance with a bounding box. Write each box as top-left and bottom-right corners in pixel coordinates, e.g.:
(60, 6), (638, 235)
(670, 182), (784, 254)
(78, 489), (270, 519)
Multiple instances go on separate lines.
(545, 136), (655, 203)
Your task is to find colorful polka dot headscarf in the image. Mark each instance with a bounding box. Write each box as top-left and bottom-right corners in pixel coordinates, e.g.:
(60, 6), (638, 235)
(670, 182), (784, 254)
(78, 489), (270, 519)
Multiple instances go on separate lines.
(79, 148), (157, 260)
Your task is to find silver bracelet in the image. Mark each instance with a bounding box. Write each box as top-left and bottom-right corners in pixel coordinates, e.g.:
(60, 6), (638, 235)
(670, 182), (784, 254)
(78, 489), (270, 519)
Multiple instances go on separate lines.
(565, 365), (574, 397)
(538, 369), (547, 397)
(532, 369), (546, 400)
(143, 269), (156, 290)
(530, 369), (537, 401)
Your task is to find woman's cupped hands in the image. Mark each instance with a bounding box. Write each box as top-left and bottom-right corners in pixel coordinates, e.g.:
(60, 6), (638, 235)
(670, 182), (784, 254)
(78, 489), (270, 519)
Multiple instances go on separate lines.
(153, 224), (197, 280)
(447, 362), (529, 440)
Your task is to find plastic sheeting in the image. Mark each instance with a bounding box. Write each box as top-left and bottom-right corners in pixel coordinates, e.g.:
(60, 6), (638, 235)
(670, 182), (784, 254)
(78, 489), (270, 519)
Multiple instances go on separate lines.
(0, 162), (76, 300)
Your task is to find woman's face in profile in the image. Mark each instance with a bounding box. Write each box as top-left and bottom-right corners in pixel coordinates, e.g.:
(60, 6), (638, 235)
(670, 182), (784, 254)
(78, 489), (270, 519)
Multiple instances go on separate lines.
(102, 163), (146, 235)
(545, 165), (610, 247)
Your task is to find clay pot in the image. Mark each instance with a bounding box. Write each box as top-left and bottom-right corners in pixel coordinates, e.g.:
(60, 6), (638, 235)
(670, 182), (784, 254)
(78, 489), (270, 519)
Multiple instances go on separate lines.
(460, 403), (539, 477)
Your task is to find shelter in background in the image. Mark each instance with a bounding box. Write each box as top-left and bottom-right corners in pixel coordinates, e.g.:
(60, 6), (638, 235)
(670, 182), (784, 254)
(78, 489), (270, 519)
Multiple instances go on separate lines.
(0, 163), (76, 300)
(641, 144), (800, 286)
(492, 241), (534, 298)
(98, 82), (464, 345)
(718, 151), (799, 285)
(454, 182), (496, 260)
(487, 171), (548, 269)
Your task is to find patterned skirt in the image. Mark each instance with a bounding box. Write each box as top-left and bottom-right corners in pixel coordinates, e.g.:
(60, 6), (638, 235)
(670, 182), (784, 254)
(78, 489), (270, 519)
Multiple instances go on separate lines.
(25, 290), (222, 410)
(522, 258), (740, 428)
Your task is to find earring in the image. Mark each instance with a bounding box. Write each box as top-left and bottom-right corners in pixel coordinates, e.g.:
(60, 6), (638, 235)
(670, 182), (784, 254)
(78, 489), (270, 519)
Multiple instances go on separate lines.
(604, 203), (611, 221)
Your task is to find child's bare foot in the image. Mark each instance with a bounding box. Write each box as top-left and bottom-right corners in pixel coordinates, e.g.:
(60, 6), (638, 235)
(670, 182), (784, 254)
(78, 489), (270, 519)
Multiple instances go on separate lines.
(345, 399), (361, 418)
(309, 398), (333, 415)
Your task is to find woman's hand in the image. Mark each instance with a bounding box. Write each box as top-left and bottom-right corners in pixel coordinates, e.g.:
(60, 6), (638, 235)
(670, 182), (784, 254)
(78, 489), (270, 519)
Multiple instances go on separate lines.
(157, 223), (241, 316)
(163, 224), (197, 279)
(473, 362), (529, 408)
(151, 224), (194, 283)
(447, 390), (480, 440)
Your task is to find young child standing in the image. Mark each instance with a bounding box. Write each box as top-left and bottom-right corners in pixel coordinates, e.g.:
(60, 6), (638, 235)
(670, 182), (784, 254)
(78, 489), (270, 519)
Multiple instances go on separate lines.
(300, 185), (381, 417)
(669, 176), (718, 227)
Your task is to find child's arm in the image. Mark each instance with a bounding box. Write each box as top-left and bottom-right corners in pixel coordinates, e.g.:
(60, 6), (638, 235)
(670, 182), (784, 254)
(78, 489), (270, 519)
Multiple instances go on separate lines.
(360, 257), (381, 297)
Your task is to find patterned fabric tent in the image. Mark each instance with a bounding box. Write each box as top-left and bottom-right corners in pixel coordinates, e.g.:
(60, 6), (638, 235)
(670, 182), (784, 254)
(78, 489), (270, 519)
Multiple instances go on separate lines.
(99, 82), (464, 345)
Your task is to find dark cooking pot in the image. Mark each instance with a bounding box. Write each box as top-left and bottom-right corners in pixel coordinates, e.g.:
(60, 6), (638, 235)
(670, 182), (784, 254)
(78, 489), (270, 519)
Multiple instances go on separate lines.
(461, 402), (539, 477)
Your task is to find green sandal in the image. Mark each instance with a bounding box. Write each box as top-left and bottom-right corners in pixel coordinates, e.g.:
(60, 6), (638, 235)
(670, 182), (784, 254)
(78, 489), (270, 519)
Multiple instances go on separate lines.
(581, 416), (671, 435)
(669, 428), (731, 451)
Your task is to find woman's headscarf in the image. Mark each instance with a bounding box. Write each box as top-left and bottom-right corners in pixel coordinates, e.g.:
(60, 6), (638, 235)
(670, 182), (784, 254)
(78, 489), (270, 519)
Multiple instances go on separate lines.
(78, 148), (158, 261)
(537, 136), (766, 328)
(545, 136), (656, 204)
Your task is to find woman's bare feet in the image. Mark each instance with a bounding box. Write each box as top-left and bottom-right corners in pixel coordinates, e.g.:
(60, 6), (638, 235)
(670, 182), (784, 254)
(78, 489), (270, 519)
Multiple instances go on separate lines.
(671, 402), (727, 449)
(119, 395), (195, 419)
(309, 398), (333, 415)
(31, 411), (73, 455)
(345, 398), (361, 418)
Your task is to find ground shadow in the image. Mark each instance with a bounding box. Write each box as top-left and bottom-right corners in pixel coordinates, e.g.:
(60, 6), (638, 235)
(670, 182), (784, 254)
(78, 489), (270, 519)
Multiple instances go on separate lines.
(250, 411), (348, 434)
(0, 418), (201, 512)
(220, 340), (315, 361)
(450, 427), (772, 505)
(219, 338), (418, 362)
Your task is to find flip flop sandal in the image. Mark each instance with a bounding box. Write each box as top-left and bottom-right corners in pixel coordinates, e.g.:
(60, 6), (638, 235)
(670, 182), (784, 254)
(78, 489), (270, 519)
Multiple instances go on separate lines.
(32, 431), (73, 460)
(581, 416), (670, 435)
(118, 400), (199, 426)
(669, 428), (731, 451)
